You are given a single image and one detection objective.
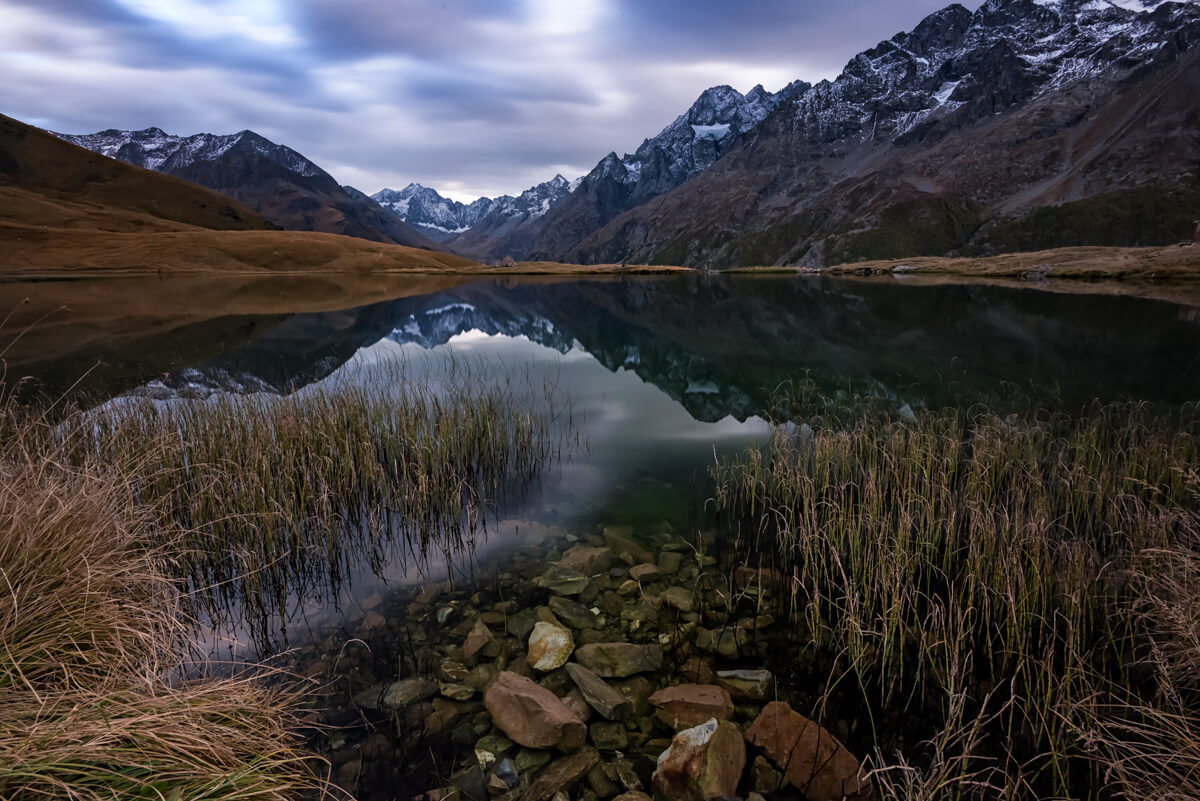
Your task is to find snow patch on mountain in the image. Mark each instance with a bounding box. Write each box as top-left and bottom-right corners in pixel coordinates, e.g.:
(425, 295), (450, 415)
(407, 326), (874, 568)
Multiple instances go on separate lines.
(778, 0), (1200, 148)
(373, 174), (576, 234)
(55, 127), (328, 179)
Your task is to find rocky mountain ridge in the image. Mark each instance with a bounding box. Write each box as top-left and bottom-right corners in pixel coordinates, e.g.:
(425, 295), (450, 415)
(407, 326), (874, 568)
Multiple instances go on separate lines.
(557, 0), (1200, 266)
(445, 81), (809, 261)
(55, 126), (437, 249)
(409, 0), (1198, 265)
(372, 175), (574, 242)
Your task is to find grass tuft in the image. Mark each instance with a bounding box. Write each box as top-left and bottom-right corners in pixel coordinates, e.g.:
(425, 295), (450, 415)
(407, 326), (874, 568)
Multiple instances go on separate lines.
(711, 398), (1200, 799)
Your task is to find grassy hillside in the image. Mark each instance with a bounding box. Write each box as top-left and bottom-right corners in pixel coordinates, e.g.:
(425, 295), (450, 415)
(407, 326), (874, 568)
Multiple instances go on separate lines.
(0, 113), (483, 276)
(0, 114), (270, 232)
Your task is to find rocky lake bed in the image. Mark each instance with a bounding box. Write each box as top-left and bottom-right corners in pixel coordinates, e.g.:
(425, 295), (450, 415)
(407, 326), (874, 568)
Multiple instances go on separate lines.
(290, 521), (875, 801)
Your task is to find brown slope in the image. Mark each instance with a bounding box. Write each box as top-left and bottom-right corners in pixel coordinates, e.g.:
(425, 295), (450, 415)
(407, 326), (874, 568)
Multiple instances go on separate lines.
(0, 113), (270, 232)
(564, 40), (1200, 268)
(157, 133), (441, 250)
(0, 114), (479, 276)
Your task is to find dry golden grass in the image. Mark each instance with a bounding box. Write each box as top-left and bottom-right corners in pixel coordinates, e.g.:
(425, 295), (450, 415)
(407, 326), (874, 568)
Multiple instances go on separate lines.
(0, 223), (482, 277)
(0, 402), (340, 800)
(711, 395), (1200, 799)
(810, 243), (1200, 280)
(0, 113), (270, 233)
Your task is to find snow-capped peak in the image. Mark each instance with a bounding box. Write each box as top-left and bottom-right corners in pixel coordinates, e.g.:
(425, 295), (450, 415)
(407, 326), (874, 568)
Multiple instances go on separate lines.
(55, 126), (328, 179)
(373, 173), (579, 234)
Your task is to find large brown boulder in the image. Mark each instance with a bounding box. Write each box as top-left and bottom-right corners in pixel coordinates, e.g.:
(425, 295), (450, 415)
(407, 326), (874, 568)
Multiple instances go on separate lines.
(483, 671), (586, 751)
(652, 718), (745, 801)
(650, 684), (734, 730)
(744, 702), (872, 801)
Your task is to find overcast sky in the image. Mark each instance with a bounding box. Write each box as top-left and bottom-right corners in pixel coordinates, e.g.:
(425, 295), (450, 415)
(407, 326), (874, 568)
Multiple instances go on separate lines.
(2, 0), (977, 201)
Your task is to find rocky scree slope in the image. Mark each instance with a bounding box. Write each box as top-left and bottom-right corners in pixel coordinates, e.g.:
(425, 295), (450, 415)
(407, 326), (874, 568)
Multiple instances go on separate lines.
(563, 0), (1200, 267)
(56, 127), (438, 249)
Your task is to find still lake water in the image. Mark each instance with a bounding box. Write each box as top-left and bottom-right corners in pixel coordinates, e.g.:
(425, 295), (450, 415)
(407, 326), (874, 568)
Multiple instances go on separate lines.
(12, 272), (1200, 643)
(9, 272), (1200, 796)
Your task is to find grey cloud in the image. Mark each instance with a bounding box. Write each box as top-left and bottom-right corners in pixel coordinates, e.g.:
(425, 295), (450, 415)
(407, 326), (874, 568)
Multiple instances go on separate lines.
(287, 0), (526, 60)
(1, 0), (985, 199)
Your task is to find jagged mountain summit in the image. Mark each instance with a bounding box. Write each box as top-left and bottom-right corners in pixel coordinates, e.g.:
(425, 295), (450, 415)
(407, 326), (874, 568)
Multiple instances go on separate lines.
(375, 81), (801, 259)
(56, 127), (437, 249)
(371, 175), (574, 242)
(447, 81), (808, 261)
(559, 0), (1200, 266)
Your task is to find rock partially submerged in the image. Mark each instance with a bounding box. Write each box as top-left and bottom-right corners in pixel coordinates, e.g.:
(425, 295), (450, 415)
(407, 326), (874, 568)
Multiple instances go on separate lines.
(483, 671), (586, 751)
(652, 718), (745, 801)
(744, 701), (873, 801)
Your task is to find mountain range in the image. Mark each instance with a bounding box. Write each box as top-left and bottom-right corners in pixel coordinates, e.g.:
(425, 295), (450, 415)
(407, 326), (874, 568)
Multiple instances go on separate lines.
(51, 0), (1200, 268)
(0, 112), (476, 276)
(55, 127), (436, 249)
(371, 175), (576, 243)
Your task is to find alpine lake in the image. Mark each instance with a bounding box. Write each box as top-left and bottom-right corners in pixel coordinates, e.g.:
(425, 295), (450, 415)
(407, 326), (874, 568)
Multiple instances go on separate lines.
(8, 272), (1200, 801)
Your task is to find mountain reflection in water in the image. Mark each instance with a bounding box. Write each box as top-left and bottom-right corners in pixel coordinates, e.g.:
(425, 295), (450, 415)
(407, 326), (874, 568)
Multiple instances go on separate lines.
(126, 274), (1200, 418)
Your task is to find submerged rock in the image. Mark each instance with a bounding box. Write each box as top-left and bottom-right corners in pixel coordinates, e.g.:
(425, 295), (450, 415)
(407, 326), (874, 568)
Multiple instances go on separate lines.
(353, 677), (438, 711)
(483, 671), (587, 751)
(528, 621), (575, 671)
(650, 684), (734, 730)
(603, 527), (655, 564)
(743, 701), (872, 801)
(439, 682), (475, 701)
(652, 718), (745, 801)
(521, 748), (600, 801)
(659, 586), (694, 613)
(549, 595), (599, 630)
(565, 662), (633, 721)
(559, 545), (614, 575)
(657, 550), (684, 575)
(538, 564), (591, 596)
(575, 642), (663, 677)
(716, 669), (775, 701)
(629, 563), (662, 582)
(562, 687), (593, 722)
(696, 626), (750, 659)
(464, 619), (499, 662)
(491, 757), (520, 791)
(515, 748), (553, 774)
(590, 720), (629, 751)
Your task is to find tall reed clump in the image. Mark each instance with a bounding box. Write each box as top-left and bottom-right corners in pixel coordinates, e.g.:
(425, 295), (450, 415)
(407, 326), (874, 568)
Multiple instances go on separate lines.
(710, 396), (1200, 800)
(55, 354), (565, 645)
(0, 402), (339, 800)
